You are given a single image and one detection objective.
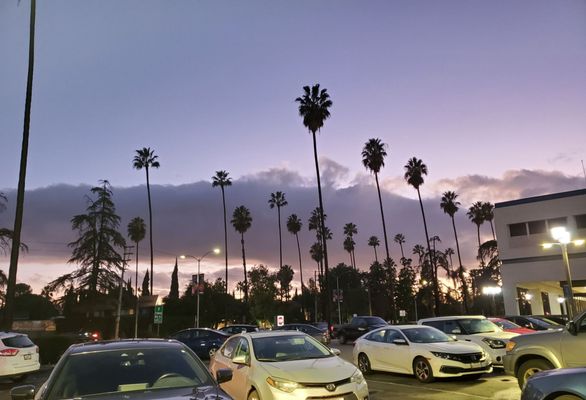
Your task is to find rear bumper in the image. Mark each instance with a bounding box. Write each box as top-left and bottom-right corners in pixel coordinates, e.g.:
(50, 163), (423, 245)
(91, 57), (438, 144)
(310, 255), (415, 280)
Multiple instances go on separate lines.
(0, 361), (40, 377)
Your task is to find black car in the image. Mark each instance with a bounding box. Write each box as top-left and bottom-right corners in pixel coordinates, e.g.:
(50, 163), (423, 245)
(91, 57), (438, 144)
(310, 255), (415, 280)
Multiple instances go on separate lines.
(10, 339), (233, 400)
(504, 315), (561, 331)
(219, 324), (259, 335)
(273, 323), (330, 345)
(168, 328), (230, 359)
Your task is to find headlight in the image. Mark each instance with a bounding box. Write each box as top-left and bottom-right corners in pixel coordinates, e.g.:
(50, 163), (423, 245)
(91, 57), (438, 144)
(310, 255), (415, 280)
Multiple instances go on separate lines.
(482, 338), (506, 349)
(266, 377), (300, 393)
(505, 341), (516, 352)
(350, 370), (365, 385)
(431, 351), (451, 359)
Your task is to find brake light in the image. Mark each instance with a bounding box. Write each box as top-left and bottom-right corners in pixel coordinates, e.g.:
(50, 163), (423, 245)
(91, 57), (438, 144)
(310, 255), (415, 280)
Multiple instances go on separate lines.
(330, 325), (334, 332)
(91, 332), (99, 339)
(0, 349), (19, 356)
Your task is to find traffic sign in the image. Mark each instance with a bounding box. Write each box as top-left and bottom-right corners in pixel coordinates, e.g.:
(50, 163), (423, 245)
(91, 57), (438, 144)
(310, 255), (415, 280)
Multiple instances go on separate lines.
(399, 310), (406, 317)
(276, 315), (285, 327)
(154, 305), (163, 325)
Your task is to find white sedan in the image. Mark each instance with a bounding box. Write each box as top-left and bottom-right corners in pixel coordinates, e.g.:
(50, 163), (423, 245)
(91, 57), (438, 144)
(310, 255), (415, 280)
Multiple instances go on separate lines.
(209, 331), (369, 400)
(353, 325), (492, 383)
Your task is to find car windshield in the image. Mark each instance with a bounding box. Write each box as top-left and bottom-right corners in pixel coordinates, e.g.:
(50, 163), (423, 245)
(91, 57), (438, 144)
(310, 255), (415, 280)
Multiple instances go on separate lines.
(252, 335), (333, 362)
(458, 318), (499, 334)
(46, 347), (213, 400)
(401, 327), (451, 343)
(363, 317), (387, 325)
(528, 316), (560, 326)
(492, 319), (521, 330)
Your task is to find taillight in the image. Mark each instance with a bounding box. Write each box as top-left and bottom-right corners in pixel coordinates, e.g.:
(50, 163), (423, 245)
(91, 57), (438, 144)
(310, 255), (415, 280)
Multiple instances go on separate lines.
(91, 332), (99, 340)
(0, 349), (19, 356)
(330, 326), (334, 332)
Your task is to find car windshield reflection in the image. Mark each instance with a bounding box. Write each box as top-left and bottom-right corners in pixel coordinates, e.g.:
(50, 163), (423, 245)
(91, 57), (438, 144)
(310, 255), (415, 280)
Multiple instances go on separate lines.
(401, 327), (451, 343)
(252, 335), (333, 362)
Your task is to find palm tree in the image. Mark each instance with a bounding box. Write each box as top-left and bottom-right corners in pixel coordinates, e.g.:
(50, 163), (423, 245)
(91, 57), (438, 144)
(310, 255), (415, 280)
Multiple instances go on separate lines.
(440, 191), (469, 312)
(295, 84), (333, 322)
(4, 0), (37, 330)
(343, 223), (358, 268)
(343, 236), (355, 268)
(467, 201), (485, 263)
(212, 170), (232, 293)
(286, 214), (304, 288)
(309, 242), (324, 280)
(268, 191), (288, 269)
(404, 157), (439, 314)
(367, 236), (380, 263)
(127, 216), (146, 338)
(482, 202), (496, 240)
(231, 206), (252, 302)
(361, 138), (392, 262)
(394, 233), (406, 259)
(133, 147), (160, 294)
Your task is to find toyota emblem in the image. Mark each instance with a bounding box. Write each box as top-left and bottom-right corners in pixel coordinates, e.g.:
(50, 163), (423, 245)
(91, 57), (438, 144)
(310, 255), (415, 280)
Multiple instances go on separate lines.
(325, 384), (336, 392)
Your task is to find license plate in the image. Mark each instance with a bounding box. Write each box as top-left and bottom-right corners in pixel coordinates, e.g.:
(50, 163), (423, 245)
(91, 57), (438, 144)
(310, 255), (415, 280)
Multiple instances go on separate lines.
(24, 354), (31, 360)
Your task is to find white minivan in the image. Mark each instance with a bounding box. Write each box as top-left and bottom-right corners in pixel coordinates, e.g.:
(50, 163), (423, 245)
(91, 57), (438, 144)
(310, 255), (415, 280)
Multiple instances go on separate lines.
(418, 316), (518, 366)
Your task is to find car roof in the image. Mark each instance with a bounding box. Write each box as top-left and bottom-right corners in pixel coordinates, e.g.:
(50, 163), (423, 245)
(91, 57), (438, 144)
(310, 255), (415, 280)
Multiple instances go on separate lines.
(419, 315), (486, 322)
(66, 339), (186, 355)
(175, 328), (230, 335)
(241, 330), (307, 338)
(0, 331), (27, 339)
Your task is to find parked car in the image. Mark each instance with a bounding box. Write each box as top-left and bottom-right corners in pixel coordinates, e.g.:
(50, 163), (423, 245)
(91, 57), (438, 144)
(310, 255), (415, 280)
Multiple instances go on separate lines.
(273, 323), (330, 345)
(521, 367), (586, 400)
(504, 310), (586, 388)
(335, 316), (388, 344)
(220, 325), (260, 335)
(419, 315), (518, 366)
(353, 325), (492, 383)
(503, 315), (562, 331)
(531, 315), (568, 325)
(168, 328), (230, 359)
(10, 339), (234, 400)
(0, 332), (40, 382)
(209, 331), (368, 400)
(488, 318), (535, 334)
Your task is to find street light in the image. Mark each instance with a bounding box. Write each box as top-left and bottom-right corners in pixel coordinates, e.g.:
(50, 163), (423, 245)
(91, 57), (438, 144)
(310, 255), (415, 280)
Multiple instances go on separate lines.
(482, 286), (502, 316)
(180, 248), (220, 328)
(542, 227), (584, 320)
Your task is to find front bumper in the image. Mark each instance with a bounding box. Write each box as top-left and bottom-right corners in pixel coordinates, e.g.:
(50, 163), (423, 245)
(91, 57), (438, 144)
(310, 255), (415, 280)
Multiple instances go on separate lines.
(430, 358), (492, 378)
(503, 354), (516, 376)
(263, 381), (369, 400)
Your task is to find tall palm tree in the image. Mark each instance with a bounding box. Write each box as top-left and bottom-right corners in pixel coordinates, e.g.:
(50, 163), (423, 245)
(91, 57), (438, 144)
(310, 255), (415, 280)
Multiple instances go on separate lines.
(296, 84), (333, 322)
(440, 190), (469, 312)
(467, 201), (485, 264)
(367, 236), (380, 263)
(286, 214), (304, 288)
(133, 147), (160, 294)
(231, 206), (252, 302)
(127, 216), (146, 338)
(268, 191), (288, 269)
(404, 157), (439, 314)
(482, 202), (496, 240)
(4, 0), (37, 330)
(343, 236), (355, 268)
(394, 233), (406, 259)
(212, 170), (232, 293)
(343, 223), (358, 268)
(309, 242), (324, 280)
(361, 138), (392, 262)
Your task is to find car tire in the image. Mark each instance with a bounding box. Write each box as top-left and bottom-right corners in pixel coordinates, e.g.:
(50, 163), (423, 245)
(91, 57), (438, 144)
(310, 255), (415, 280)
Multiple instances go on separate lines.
(248, 389), (260, 400)
(209, 347), (219, 358)
(358, 353), (372, 375)
(517, 359), (553, 388)
(339, 333), (346, 345)
(413, 357), (435, 383)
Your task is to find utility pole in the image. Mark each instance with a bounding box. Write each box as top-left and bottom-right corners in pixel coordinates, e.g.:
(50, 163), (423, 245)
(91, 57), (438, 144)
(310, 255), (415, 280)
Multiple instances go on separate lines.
(336, 276), (342, 325)
(314, 270), (318, 322)
(115, 246), (134, 339)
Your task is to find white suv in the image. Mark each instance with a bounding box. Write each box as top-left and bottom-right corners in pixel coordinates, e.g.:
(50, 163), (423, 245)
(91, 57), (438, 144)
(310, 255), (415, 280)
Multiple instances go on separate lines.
(0, 332), (40, 380)
(418, 316), (518, 366)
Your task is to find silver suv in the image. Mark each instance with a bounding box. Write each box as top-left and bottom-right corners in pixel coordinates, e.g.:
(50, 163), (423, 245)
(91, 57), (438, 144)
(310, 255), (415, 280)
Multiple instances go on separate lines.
(504, 310), (586, 388)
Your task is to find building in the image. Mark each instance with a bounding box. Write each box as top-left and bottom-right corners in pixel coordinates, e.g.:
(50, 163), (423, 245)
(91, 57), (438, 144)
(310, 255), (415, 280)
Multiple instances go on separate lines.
(495, 188), (586, 317)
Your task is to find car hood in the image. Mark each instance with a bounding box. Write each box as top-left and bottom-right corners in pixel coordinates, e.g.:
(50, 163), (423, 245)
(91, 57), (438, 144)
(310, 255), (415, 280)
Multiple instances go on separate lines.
(511, 328), (565, 344)
(260, 356), (356, 383)
(418, 341), (482, 353)
(75, 385), (230, 400)
(532, 367), (586, 380)
(468, 331), (518, 340)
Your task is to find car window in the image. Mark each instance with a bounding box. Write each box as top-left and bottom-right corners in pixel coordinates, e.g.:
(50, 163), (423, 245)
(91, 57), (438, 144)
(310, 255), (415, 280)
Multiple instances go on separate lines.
(234, 338), (250, 359)
(366, 330), (386, 342)
(251, 335), (332, 362)
(421, 320), (444, 331)
(2, 335), (35, 348)
(385, 330), (404, 343)
(444, 320), (462, 334)
(172, 331), (191, 340)
(221, 337), (240, 358)
(194, 330), (210, 339)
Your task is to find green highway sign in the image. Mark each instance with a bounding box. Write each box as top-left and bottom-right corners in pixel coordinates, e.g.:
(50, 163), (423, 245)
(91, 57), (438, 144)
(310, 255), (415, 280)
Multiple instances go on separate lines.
(154, 305), (163, 324)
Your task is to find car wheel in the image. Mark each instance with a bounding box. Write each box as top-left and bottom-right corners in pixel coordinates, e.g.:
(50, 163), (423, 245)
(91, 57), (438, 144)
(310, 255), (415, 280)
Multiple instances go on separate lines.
(339, 333), (346, 345)
(413, 357), (435, 383)
(517, 359), (553, 388)
(358, 353), (372, 375)
(248, 389), (260, 400)
(209, 347), (219, 358)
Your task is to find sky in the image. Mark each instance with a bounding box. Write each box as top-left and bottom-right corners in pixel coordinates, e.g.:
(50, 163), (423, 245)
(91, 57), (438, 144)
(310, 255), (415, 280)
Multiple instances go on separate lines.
(1, 1), (585, 295)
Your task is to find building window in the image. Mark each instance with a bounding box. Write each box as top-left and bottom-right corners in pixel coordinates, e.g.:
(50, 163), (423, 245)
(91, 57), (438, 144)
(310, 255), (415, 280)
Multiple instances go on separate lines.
(528, 220), (546, 235)
(509, 223), (528, 237)
(575, 214), (586, 229)
(517, 287), (532, 315)
(547, 217), (567, 229)
(541, 292), (551, 315)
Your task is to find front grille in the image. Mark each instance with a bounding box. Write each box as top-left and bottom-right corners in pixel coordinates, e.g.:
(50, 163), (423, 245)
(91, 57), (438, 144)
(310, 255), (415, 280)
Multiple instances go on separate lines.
(451, 352), (484, 363)
(306, 393), (356, 400)
(302, 377), (352, 389)
(440, 364), (492, 374)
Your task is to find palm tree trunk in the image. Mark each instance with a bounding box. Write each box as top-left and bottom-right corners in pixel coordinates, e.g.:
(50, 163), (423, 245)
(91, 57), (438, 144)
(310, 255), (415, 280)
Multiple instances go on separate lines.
(295, 233), (303, 288)
(241, 233), (248, 303)
(476, 225), (484, 264)
(399, 243), (405, 259)
(3, 0), (36, 330)
(352, 249), (357, 269)
(374, 173), (391, 261)
(146, 166), (154, 295)
(416, 188), (440, 315)
(373, 246), (378, 263)
(451, 216), (469, 312)
(311, 130), (330, 324)
(221, 187), (228, 293)
(277, 206), (282, 268)
(348, 252), (353, 267)
(134, 241), (139, 338)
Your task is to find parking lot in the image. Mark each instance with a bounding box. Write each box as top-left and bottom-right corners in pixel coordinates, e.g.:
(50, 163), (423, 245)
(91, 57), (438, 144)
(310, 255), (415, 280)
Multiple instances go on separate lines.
(0, 339), (521, 400)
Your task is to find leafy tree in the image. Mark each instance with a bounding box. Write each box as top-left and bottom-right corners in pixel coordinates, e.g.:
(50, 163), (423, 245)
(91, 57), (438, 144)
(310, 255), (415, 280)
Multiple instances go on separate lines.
(396, 264), (416, 320)
(276, 265), (294, 301)
(482, 202), (496, 240)
(467, 201), (486, 264)
(343, 223), (358, 268)
(328, 263), (368, 321)
(310, 242), (324, 280)
(367, 236), (380, 263)
(268, 192), (288, 269)
(296, 84), (333, 323)
(169, 258), (179, 300)
(0, 194), (28, 255)
(308, 207), (332, 280)
(127, 216), (146, 337)
(133, 147), (160, 294)
(394, 233), (406, 260)
(212, 170), (232, 292)
(286, 214), (304, 288)
(141, 270), (150, 296)
(404, 157), (439, 315)
(231, 205), (252, 302)
(248, 265), (278, 321)
(343, 236), (355, 268)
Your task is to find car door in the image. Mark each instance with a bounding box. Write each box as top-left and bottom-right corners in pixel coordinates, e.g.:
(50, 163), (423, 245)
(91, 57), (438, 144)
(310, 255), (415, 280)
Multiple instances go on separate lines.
(560, 314), (586, 367)
(211, 337), (241, 393)
(218, 337), (251, 400)
(382, 329), (412, 373)
(363, 329), (388, 371)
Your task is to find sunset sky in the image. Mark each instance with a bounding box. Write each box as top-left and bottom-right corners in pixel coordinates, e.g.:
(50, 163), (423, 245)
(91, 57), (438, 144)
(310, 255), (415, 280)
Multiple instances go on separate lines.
(1, 1), (585, 295)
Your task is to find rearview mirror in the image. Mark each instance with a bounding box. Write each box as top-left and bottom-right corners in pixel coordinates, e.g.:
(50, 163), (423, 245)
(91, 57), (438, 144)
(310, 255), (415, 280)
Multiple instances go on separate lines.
(216, 369), (233, 384)
(330, 348), (341, 356)
(10, 386), (35, 400)
(449, 334), (458, 341)
(232, 354), (249, 365)
(392, 338), (408, 346)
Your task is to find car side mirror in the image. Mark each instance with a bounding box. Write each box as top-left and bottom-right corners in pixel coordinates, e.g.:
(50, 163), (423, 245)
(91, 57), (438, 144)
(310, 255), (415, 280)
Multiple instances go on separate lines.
(216, 369), (233, 384)
(449, 334), (458, 341)
(567, 321), (578, 336)
(10, 386), (35, 400)
(330, 348), (341, 356)
(392, 338), (408, 346)
(232, 354), (249, 365)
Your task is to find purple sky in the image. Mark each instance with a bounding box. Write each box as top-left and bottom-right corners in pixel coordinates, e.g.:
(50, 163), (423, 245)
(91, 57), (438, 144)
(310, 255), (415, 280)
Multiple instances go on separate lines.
(1, 1), (585, 295)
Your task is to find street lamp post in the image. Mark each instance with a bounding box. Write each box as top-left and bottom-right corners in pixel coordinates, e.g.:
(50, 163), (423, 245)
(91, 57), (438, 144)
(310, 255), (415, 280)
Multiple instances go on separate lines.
(181, 248), (220, 328)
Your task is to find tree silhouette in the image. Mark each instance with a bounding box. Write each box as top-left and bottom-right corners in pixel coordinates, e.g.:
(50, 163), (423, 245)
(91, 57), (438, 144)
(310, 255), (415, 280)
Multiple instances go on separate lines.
(212, 170), (232, 292)
(268, 191), (288, 269)
(142, 270), (150, 296)
(231, 205), (252, 303)
(169, 258), (179, 300)
(343, 223), (358, 269)
(127, 216), (146, 337)
(467, 201), (486, 264)
(394, 233), (406, 260)
(286, 214), (304, 288)
(367, 236), (380, 263)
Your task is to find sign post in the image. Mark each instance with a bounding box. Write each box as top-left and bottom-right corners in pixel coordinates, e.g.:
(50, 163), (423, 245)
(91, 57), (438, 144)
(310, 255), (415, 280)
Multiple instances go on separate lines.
(154, 305), (163, 337)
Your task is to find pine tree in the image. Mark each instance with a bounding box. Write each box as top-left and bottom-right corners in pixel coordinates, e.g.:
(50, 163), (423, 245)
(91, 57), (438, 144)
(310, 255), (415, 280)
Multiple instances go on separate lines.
(169, 258), (179, 299)
(142, 270), (150, 296)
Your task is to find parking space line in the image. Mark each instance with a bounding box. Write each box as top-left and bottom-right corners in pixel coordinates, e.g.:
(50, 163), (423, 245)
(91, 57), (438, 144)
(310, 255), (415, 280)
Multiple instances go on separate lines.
(367, 379), (494, 399)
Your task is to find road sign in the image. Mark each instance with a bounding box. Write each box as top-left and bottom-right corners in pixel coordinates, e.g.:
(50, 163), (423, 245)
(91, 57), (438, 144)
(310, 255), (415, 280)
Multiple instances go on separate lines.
(332, 289), (343, 302)
(276, 315), (285, 327)
(191, 274), (205, 294)
(154, 305), (163, 324)
(399, 310), (406, 317)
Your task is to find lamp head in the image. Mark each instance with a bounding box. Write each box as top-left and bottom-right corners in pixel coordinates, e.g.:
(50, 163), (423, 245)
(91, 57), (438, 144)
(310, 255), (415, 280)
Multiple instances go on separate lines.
(179, 255), (187, 259)
(574, 239), (585, 246)
(551, 227), (571, 244)
(213, 248), (221, 255)
(557, 297), (566, 304)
